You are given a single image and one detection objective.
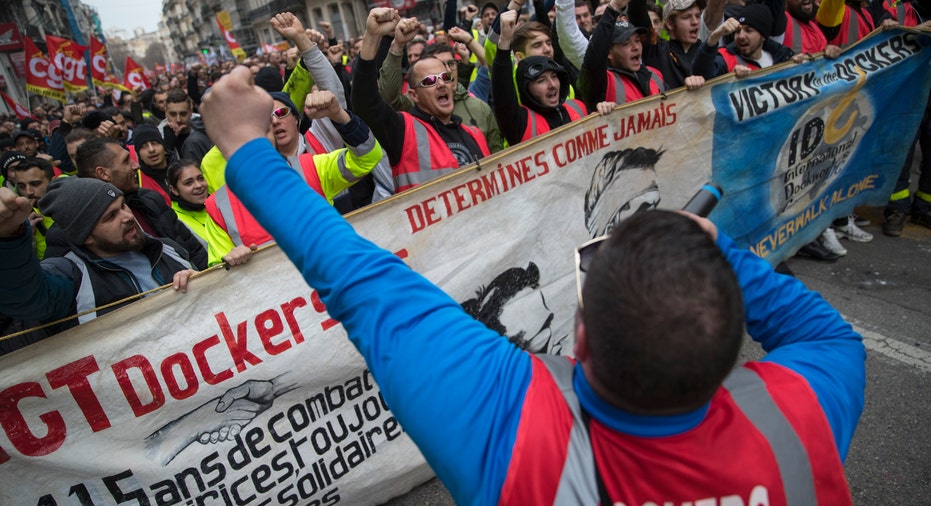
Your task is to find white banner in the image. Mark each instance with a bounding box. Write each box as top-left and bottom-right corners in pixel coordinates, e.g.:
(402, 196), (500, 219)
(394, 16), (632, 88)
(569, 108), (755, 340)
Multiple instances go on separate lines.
(1, 27), (930, 505)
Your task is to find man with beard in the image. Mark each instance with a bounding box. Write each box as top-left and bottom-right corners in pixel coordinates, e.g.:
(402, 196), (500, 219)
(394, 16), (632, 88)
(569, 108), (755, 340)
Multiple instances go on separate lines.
(774, 0), (843, 56)
(68, 137), (208, 269)
(133, 124), (174, 205)
(580, 3), (667, 110)
(353, 8), (490, 194)
(692, 4), (798, 78)
(0, 177), (196, 339)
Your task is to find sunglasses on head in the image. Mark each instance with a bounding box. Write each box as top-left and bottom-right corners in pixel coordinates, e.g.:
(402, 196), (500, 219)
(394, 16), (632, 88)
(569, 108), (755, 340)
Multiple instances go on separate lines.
(414, 71), (454, 88)
(526, 61), (564, 79)
(271, 106), (292, 119)
(574, 235), (608, 309)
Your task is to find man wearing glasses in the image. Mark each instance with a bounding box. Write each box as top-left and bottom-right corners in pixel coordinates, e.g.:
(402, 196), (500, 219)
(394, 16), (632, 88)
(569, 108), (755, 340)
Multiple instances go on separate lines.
(204, 65), (864, 505)
(379, 18), (504, 157)
(353, 9), (491, 194)
(205, 90), (383, 249)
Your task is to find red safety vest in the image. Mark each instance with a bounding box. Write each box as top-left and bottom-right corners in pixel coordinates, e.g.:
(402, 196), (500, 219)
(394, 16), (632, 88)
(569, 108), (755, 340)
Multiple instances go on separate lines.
(783, 14), (829, 53)
(605, 67), (664, 104)
(498, 355), (853, 505)
(304, 130), (327, 155)
(138, 171), (171, 206)
(884, 0), (920, 26)
(206, 154), (325, 247)
(520, 99), (587, 142)
(829, 6), (875, 47)
(718, 48), (762, 72)
(393, 112), (490, 193)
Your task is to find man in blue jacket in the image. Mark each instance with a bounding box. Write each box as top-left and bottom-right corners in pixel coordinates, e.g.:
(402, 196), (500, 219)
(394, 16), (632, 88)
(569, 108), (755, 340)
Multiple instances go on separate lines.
(199, 66), (865, 506)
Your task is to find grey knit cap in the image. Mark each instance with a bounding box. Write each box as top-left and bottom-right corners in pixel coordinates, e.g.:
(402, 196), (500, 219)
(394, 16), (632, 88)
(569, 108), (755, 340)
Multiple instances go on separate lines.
(39, 177), (123, 246)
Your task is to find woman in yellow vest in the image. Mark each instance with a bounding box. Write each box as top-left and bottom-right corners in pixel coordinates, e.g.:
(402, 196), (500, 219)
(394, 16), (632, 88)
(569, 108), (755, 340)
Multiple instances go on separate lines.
(167, 160), (254, 267)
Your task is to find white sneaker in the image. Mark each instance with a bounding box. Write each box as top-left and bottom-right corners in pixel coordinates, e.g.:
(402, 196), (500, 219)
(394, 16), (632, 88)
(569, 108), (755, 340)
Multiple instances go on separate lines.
(819, 228), (847, 256)
(835, 220), (874, 242)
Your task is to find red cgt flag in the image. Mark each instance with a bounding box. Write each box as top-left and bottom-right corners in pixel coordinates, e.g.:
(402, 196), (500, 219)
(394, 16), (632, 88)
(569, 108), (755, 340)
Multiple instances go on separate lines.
(0, 91), (32, 120)
(89, 36), (109, 88)
(24, 36), (65, 102)
(124, 56), (150, 91)
(46, 35), (88, 93)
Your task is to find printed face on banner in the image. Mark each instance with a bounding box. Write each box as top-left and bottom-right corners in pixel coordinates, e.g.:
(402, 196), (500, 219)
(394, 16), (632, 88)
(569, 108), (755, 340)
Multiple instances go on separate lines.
(461, 262), (563, 354)
(584, 148), (663, 237)
(771, 68), (873, 215)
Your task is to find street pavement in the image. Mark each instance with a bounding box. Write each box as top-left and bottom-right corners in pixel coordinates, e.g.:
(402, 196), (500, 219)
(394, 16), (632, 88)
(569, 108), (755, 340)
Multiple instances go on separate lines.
(386, 205), (931, 505)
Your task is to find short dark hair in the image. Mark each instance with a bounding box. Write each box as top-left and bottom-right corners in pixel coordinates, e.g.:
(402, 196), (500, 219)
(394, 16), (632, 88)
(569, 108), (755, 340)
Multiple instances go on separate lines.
(100, 105), (121, 118)
(581, 210), (744, 412)
(65, 127), (94, 145)
(575, 0), (592, 12)
(407, 39), (427, 52)
(423, 43), (452, 59)
(513, 22), (551, 54)
(14, 157), (54, 180)
(75, 136), (121, 178)
(166, 89), (191, 106)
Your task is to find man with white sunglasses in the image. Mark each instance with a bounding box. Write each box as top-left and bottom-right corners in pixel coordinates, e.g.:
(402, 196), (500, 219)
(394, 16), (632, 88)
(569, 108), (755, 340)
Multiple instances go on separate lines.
(203, 64), (865, 505)
(353, 8), (491, 194)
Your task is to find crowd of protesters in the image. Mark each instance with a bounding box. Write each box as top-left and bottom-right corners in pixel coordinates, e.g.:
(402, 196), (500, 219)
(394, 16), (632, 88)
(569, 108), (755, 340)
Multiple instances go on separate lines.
(0, 0), (927, 356)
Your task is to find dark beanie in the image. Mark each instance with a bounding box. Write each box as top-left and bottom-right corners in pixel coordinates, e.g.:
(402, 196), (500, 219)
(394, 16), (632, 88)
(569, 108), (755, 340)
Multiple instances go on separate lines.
(268, 91), (299, 117)
(0, 151), (27, 179)
(255, 66), (284, 92)
(133, 124), (164, 151)
(39, 178), (123, 246)
(82, 110), (114, 131)
(737, 4), (773, 38)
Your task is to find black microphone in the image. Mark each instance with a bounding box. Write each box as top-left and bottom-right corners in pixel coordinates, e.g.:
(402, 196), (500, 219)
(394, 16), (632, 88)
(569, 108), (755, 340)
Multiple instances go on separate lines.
(681, 183), (723, 218)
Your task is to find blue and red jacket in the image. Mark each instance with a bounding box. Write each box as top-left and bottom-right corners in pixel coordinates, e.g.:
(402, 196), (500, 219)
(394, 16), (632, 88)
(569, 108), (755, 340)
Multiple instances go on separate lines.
(226, 139), (866, 506)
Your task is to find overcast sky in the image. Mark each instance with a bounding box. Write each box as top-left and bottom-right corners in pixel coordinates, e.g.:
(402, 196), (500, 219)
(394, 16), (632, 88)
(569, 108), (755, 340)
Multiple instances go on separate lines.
(83, 0), (162, 35)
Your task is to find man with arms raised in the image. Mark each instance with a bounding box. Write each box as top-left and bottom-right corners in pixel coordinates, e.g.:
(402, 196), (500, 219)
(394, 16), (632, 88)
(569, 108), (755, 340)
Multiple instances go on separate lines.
(352, 8), (490, 194)
(380, 17), (504, 158)
(201, 65), (865, 506)
(580, 0), (668, 111)
(692, 4), (798, 78)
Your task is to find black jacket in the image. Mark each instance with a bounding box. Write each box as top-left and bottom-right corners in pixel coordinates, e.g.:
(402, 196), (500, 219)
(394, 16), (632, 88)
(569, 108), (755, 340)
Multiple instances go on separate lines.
(44, 188), (207, 270)
(692, 38), (796, 79)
